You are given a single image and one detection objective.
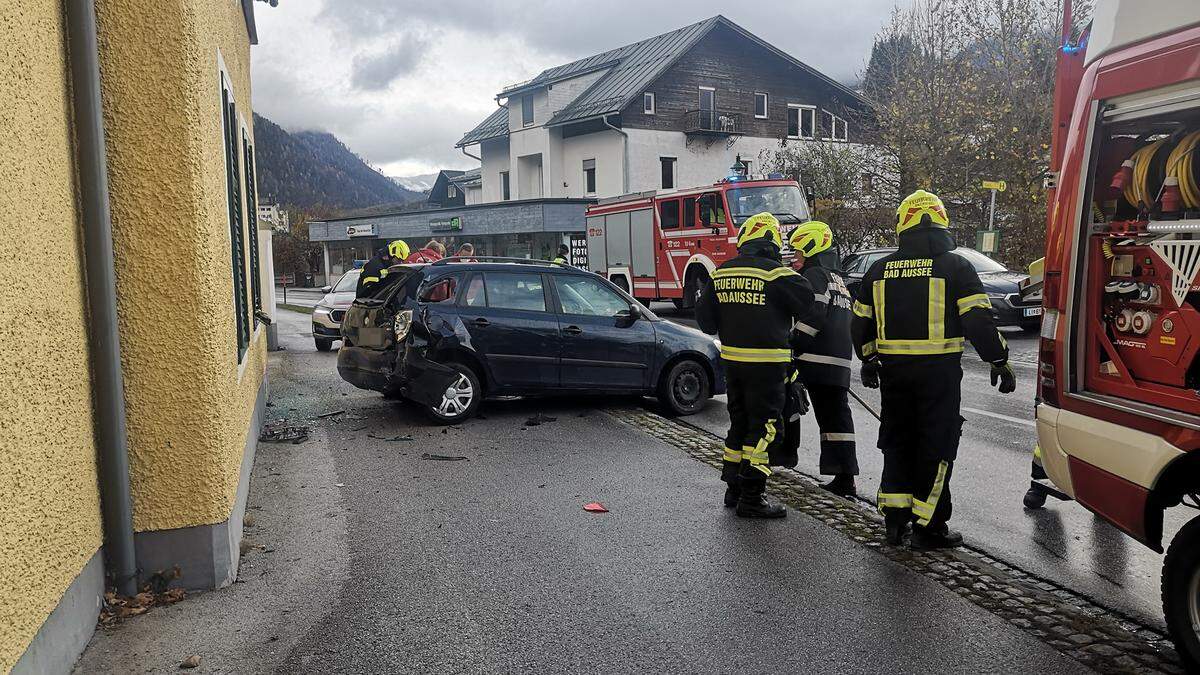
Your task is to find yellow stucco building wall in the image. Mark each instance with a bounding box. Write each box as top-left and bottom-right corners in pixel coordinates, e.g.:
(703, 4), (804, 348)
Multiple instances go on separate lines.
(1, 0), (263, 671)
(96, 0), (265, 533)
(0, 1), (105, 672)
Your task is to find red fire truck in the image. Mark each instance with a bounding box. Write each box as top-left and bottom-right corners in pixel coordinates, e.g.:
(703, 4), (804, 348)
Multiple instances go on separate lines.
(1033, 0), (1200, 666)
(584, 174), (810, 307)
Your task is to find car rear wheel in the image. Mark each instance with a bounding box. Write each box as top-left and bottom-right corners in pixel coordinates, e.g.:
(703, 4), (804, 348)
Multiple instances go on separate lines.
(1164, 515), (1200, 672)
(315, 338), (334, 352)
(658, 359), (710, 416)
(424, 361), (482, 425)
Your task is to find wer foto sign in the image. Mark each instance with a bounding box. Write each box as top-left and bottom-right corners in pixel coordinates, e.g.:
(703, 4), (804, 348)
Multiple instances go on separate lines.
(430, 216), (463, 232)
(982, 180), (1007, 192)
(346, 224), (377, 237)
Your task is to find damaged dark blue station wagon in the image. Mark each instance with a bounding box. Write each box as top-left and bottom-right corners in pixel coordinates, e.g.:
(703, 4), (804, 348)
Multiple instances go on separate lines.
(337, 258), (725, 424)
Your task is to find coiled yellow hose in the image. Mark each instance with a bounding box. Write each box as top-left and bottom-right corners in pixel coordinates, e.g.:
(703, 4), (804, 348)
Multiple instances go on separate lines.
(1167, 130), (1200, 209)
(1125, 140), (1164, 208)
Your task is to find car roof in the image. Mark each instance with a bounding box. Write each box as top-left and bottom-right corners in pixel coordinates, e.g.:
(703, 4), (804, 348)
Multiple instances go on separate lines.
(399, 258), (588, 275)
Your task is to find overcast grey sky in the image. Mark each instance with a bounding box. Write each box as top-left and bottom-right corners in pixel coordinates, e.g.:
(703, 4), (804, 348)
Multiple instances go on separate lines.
(251, 0), (903, 177)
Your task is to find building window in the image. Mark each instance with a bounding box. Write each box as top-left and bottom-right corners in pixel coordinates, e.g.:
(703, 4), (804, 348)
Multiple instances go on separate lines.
(821, 111), (848, 141)
(221, 76), (249, 361)
(660, 157), (676, 189)
(754, 92), (768, 119)
(448, 183), (458, 198)
(643, 92), (655, 115)
(241, 132), (262, 324)
(582, 159), (596, 195)
(500, 171), (511, 200)
(787, 104), (815, 140)
(522, 96), (534, 127)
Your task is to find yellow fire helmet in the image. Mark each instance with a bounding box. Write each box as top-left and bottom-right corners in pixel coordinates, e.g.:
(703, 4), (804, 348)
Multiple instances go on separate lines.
(387, 239), (410, 260)
(736, 212), (783, 249)
(897, 189), (950, 233)
(789, 220), (834, 257)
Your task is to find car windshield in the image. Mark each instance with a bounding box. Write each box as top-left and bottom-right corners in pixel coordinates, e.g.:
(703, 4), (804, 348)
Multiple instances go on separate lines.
(332, 269), (360, 293)
(726, 185), (810, 224)
(953, 248), (1007, 273)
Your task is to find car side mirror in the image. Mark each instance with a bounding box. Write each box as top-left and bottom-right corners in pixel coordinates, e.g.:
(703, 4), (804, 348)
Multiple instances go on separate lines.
(615, 305), (640, 327)
(321, 285), (332, 294)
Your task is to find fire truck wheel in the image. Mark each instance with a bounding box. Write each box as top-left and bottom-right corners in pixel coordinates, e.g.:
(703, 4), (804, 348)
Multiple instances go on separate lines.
(685, 268), (710, 309)
(1163, 514), (1200, 671)
(658, 359), (710, 416)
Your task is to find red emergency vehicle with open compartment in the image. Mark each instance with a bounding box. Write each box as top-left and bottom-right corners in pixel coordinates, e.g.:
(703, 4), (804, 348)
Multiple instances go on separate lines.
(1033, 0), (1200, 666)
(584, 173), (810, 307)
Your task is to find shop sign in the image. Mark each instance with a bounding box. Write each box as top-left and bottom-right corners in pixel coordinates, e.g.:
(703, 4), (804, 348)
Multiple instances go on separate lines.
(569, 233), (589, 267)
(346, 224), (377, 237)
(430, 216), (463, 232)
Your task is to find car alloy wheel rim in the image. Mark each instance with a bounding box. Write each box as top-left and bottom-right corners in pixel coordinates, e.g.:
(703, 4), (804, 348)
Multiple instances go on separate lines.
(434, 374), (473, 417)
(1189, 562), (1200, 638)
(674, 369), (702, 406)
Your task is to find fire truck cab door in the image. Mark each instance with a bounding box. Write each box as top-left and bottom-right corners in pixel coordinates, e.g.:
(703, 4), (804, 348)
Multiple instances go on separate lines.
(659, 193), (729, 292)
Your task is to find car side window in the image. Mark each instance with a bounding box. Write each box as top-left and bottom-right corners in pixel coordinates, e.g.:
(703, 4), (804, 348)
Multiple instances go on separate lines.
(417, 275), (459, 304)
(556, 275), (630, 317)
(842, 255), (862, 273)
(483, 272), (547, 312)
(462, 273), (486, 308)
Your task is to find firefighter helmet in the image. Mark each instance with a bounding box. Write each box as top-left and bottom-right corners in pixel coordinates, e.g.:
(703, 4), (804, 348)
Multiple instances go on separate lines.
(736, 212), (783, 249)
(387, 239), (410, 260)
(897, 189), (949, 233)
(789, 221), (834, 257)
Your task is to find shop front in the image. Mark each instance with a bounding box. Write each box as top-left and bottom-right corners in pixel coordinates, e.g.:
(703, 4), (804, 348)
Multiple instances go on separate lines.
(310, 198), (592, 280)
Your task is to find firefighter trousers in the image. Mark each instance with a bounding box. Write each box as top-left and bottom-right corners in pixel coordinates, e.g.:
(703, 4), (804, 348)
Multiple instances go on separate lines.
(806, 383), (859, 476)
(722, 361), (788, 489)
(875, 359), (964, 531)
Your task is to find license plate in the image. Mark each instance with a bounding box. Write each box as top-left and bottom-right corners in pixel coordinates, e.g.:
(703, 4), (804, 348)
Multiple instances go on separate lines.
(1024, 307), (1043, 318)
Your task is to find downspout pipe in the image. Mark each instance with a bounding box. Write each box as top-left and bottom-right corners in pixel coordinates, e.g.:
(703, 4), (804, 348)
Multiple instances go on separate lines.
(461, 145), (481, 162)
(66, 0), (138, 597)
(602, 114), (628, 194)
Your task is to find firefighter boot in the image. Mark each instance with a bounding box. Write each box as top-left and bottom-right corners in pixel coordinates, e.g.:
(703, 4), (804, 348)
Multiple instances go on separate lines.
(722, 460), (742, 508)
(736, 474), (787, 519)
(1023, 482), (1047, 510)
(820, 474), (857, 499)
(884, 511), (911, 546)
(911, 524), (964, 550)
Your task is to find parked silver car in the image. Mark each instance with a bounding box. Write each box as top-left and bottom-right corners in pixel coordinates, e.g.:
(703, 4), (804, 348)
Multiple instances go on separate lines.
(311, 269), (360, 351)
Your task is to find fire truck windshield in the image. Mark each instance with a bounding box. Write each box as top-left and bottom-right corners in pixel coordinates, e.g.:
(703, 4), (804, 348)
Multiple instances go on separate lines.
(726, 185), (810, 224)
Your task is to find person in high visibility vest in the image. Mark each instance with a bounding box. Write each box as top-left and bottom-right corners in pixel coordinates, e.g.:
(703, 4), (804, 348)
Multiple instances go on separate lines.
(552, 244), (570, 265)
(696, 212), (814, 518)
(850, 190), (1016, 549)
(788, 221), (859, 497)
(356, 239), (410, 298)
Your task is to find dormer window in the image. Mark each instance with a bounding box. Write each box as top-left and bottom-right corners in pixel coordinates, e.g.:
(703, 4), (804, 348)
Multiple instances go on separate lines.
(522, 96), (534, 127)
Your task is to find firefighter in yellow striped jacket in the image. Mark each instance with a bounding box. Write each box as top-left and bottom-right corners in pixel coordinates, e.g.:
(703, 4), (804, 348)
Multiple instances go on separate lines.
(849, 190), (1016, 549)
(696, 213), (814, 518)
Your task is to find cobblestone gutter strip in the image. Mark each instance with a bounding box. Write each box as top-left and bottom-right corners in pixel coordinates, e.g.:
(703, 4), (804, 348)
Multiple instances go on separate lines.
(607, 407), (1184, 675)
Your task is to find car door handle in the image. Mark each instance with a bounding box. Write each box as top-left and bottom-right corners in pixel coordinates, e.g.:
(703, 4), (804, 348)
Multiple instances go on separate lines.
(471, 317), (490, 327)
(563, 325), (583, 335)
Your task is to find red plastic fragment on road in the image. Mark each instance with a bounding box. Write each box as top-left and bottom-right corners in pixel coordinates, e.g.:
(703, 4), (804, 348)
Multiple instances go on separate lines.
(583, 502), (609, 513)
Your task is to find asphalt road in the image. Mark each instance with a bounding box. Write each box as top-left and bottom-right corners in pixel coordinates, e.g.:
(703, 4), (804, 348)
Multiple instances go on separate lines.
(647, 302), (1190, 633)
(268, 308), (1089, 673)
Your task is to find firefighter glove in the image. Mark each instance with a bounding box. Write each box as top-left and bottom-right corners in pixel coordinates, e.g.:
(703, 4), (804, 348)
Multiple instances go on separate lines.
(991, 361), (1016, 393)
(861, 359), (881, 389)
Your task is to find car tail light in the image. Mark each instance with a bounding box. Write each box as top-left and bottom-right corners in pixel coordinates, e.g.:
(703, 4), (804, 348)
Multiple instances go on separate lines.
(394, 310), (413, 342)
(1038, 308), (1060, 406)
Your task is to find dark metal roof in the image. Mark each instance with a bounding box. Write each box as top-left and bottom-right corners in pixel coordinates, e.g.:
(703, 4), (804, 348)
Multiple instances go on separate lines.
(456, 15), (869, 144)
(448, 168), (482, 187)
(455, 108), (509, 147)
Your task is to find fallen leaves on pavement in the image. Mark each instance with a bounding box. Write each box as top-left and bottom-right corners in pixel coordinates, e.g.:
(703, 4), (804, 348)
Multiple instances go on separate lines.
(421, 453), (469, 461)
(259, 419), (309, 444)
(180, 654), (201, 669)
(583, 502), (609, 513)
(368, 433), (414, 442)
(98, 569), (187, 627)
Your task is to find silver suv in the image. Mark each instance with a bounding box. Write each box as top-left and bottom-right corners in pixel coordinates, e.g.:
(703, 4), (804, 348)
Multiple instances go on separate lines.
(311, 269), (360, 351)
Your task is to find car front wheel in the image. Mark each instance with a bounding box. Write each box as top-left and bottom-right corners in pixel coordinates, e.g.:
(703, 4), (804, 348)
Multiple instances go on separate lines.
(315, 338), (334, 352)
(424, 362), (482, 425)
(1164, 515), (1200, 672)
(658, 359), (710, 416)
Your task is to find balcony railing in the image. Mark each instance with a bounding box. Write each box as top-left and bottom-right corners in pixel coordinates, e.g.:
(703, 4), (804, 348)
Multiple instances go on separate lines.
(681, 109), (742, 135)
